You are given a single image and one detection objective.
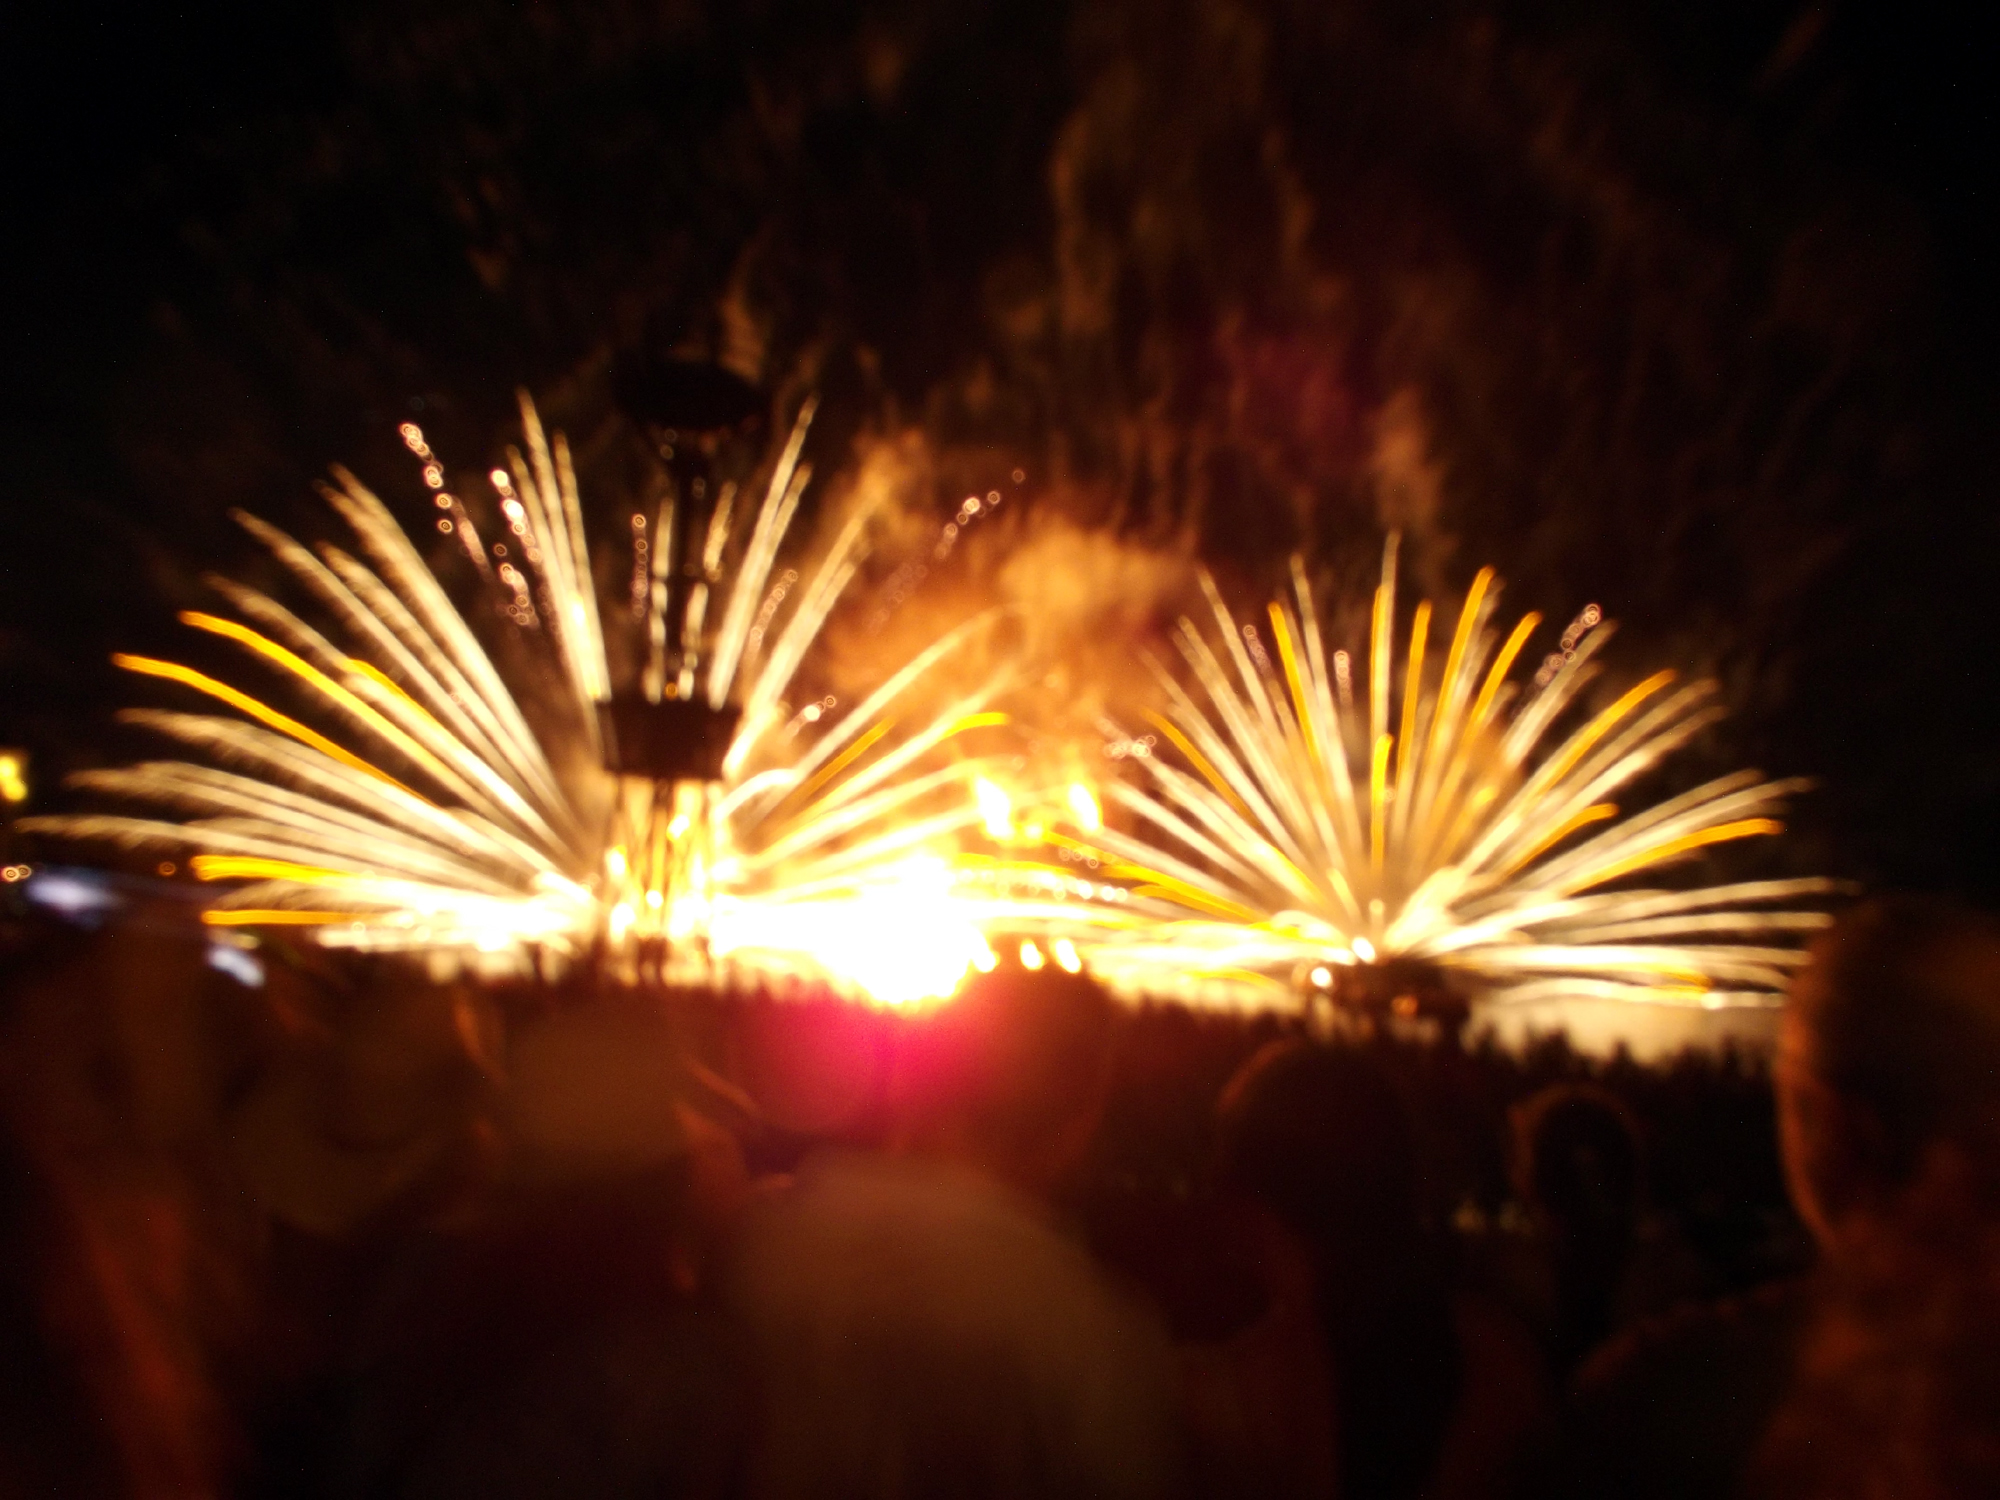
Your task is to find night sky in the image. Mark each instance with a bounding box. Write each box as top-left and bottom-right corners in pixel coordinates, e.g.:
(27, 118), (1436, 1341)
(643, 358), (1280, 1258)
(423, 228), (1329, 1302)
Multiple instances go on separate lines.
(4, 0), (1994, 896)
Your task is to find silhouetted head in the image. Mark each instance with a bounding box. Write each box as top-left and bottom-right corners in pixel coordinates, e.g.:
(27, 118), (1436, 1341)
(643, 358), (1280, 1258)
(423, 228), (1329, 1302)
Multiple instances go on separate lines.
(1217, 1040), (1421, 1285)
(1512, 1083), (1641, 1243)
(1512, 1083), (1642, 1373)
(893, 962), (1118, 1196)
(1778, 896), (2000, 1249)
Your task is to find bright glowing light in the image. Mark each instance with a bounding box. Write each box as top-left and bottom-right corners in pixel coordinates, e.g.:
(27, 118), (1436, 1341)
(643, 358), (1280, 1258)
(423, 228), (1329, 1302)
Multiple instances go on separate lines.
(0, 751), (26, 804)
(22, 390), (1824, 1029)
(976, 777), (1016, 840)
(1055, 541), (1830, 1014)
(1309, 965), (1333, 987)
(1066, 782), (1102, 832)
(709, 857), (994, 1006)
(24, 395), (1039, 1002)
(1052, 937), (1082, 973)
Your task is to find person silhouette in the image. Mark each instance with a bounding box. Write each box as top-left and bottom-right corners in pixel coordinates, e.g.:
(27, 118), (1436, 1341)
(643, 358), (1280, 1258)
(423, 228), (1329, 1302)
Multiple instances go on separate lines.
(1217, 1040), (1550, 1500)
(1566, 896), (2000, 1499)
(1511, 1084), (1643, 1378)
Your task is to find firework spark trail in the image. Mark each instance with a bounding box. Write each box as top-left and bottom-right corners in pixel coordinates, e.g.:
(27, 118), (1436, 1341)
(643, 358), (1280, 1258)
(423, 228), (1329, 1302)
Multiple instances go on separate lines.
(1018, 540), (1833, 1013)
(23, 398), (1031, 1001)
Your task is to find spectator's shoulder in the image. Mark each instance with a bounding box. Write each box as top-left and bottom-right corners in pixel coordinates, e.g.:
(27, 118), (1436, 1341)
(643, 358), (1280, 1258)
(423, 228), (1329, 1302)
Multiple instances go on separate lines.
(1560, 1279), (1815, 1500)
(1573, 1276), (1812, 1407)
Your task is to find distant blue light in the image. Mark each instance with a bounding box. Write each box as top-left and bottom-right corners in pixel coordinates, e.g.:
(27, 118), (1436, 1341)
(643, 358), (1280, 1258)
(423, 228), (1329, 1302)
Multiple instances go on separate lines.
(24, 869), (121, 924)
(206, 941), (266, 988)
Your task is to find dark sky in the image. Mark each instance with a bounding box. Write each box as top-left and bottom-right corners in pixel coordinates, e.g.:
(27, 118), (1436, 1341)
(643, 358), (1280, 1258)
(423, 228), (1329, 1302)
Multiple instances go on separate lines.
(3, 0), (1994, 894)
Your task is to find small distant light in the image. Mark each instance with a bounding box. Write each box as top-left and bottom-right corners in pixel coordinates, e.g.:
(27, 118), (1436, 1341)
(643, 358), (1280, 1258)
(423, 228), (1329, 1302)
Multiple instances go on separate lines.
(645, 888), (664, 910)
(157, 861), (177, 877)
(605, 846), (629, 880)
(1309, 965), (1333, 988)
(609, 901), (636, 938)
(422, 464), (444, 488)
(667, 813), (692, 839)
(1, 864), (29, 883)
(1011, 468), (1026, 484)
(1352, 936), (1377, 963)
(1052, 938), (1082, 973)
(1391, 994), (1418, 1018)
(1018, 940), (1045, 971)
(972, 941), (998, 973)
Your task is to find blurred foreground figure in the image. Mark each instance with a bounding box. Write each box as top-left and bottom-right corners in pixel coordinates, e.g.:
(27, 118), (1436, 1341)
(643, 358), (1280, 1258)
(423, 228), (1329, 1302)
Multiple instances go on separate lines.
(320, 1177), (753, 1500)
(1750, 897), (2000, 1497)
(1215, 1042), (1550, 1500)
(317, 1022), (753, 1497)
(1567, 897), (2000, 1499)
(724, 965), (1180, 1500)
(0, 925), (257, 1499)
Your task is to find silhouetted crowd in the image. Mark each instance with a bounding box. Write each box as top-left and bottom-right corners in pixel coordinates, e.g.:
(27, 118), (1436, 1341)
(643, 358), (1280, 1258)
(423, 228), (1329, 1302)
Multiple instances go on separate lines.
(3, 896), (1998, 1498)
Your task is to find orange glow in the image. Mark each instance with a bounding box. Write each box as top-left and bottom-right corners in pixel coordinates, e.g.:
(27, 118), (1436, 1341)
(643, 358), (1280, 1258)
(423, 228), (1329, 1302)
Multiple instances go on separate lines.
(0, 750), (26, 805)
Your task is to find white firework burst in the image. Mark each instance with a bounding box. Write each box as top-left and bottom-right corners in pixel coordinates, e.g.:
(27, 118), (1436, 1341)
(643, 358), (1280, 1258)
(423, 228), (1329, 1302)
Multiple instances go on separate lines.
(23, 395), (1023, 1002)
(1040, 539), (1833, 1015)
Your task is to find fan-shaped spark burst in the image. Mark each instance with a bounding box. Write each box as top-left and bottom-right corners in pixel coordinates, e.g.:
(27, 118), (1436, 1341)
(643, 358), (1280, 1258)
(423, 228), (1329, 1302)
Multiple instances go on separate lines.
(1033, 539), (1833, 1014)
(24, 396), (1034, 1004)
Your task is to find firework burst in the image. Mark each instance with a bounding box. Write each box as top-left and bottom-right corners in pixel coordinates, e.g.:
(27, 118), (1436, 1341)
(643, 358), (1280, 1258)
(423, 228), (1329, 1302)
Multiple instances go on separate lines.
(1036, 539), (1832, 1017)
(23, 396), (1025, 1003)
